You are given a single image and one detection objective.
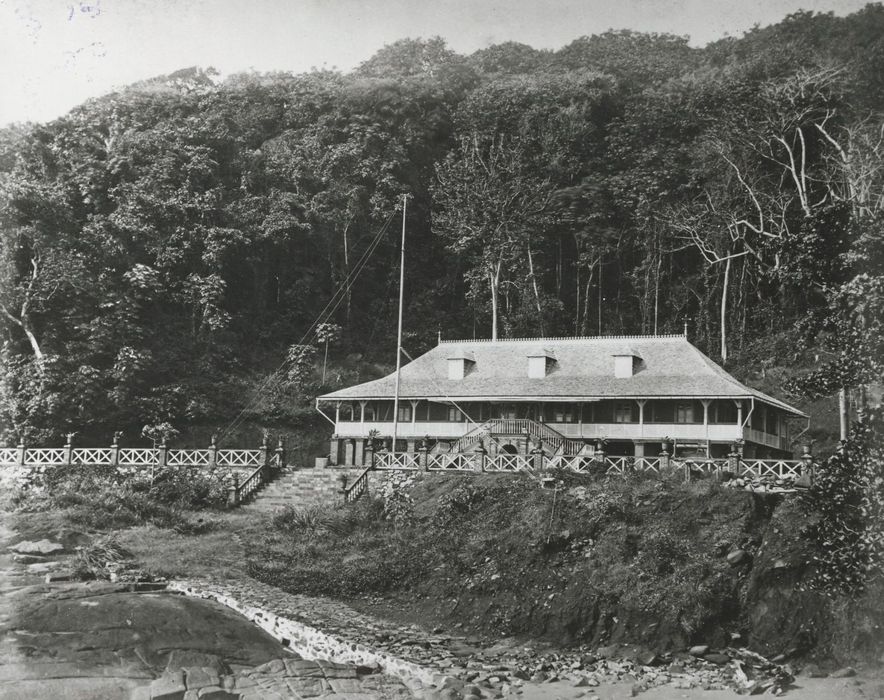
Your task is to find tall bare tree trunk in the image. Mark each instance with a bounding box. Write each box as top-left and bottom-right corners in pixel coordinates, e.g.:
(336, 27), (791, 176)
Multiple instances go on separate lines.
(575, 265), (580, 335)
(489, 263), (500, 341)
(526, 245), (544, 336)
(342, 220), (351, 321)
(721, 254), (731, 362)
(839, 387), (850, 441)
(597, 256), (603, 335)
(654, 253), (661, 336)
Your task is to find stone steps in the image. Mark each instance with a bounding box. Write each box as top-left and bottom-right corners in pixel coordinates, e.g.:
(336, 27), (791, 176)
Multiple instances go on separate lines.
(243, 467), (364, 511)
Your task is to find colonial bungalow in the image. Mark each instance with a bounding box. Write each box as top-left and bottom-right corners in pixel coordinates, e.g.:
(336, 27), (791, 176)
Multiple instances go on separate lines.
(316, 334), (808, 466)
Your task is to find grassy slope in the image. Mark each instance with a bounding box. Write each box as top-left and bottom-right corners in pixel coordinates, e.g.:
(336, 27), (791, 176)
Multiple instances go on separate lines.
(249, 472), (763, 649)
(246, 470), (884, 664)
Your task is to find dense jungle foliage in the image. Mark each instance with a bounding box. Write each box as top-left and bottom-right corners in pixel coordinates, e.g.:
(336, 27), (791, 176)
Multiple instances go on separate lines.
(1, 7), (883, 444)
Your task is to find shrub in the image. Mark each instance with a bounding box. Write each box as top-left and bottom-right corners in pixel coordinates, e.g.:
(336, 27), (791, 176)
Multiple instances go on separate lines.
(799, 408), (884, 596)
(14, 465), (228, 528)
(272, 505), (328, 533)
(71, 534), (132, 580)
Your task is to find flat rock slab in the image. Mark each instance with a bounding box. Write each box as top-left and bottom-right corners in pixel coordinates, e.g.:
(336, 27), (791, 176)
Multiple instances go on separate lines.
(9, 540), (65, 556)
(1, 582), (288, 686)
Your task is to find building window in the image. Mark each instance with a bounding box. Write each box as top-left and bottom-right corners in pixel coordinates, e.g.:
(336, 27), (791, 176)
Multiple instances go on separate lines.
(614, 403), (635, 423)
(447, 406), (463, 422)
(496, 404), (517, 420)
(713, 401), (737, 424)
(766, 409), (779, 435)
(398, 405), (411, 422)
(647, 401), (674, 423)
(676, 402), (694, 423)
(552, 404), (574, 422)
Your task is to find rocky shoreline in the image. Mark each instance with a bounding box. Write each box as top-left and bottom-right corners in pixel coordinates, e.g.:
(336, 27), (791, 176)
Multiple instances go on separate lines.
(170, 576), (811, 699)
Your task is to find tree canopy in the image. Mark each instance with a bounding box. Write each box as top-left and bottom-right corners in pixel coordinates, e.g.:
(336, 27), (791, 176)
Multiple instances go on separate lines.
(1, 7), (882, 446)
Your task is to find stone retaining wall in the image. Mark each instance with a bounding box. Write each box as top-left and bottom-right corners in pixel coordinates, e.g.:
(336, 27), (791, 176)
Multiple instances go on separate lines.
(168, 581), (438, 687)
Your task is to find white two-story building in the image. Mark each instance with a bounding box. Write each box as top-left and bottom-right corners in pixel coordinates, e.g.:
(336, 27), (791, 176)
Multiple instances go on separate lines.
(317, 334), (808, 466)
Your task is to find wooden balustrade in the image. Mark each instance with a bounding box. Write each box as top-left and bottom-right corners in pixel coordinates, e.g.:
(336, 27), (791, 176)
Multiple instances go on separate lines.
(343, 467), (371, 504)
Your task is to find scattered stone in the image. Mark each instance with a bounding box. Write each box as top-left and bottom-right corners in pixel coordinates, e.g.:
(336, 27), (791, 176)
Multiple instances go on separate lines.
(149, 670), (186, 700)
(726, 549), (748, 566)
(830, 667), (857, 678)
(688, 645), (709, 657)
(597, 644), (619, 659)
(195, 686), (236, 700)
(636, 650), (660, 666)
(10, 539), (65, 555)
(802, 663), (827, 678)
(183, 667), (220, 691)
(703, 652), (731, 665)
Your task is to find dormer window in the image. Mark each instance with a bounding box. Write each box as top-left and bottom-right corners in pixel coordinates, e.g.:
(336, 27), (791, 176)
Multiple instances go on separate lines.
(527, 349), (556, 378)
(612, 350), (641, 378)
(447, 349), (475, 380)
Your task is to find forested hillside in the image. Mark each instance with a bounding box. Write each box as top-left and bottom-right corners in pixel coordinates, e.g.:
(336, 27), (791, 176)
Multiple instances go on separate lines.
(1, 7), (882, 445)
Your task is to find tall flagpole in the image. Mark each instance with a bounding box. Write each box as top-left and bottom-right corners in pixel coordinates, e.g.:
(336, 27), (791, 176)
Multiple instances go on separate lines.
(391, 194), (407, 453)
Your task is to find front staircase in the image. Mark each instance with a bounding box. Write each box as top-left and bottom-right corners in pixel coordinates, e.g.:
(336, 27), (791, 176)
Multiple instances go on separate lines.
(241, 466), (365, 512)
(449, 418), (586, 456)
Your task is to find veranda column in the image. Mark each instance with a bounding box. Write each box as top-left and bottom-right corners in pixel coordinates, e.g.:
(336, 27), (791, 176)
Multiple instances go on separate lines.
(354, 439), (365, 467)
(636, 400), (646, 440)
(701, 400), (712, 457)
(329, 436), (340, 466)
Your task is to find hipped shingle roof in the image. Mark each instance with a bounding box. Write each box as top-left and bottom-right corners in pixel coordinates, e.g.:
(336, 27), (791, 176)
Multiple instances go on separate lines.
(318, 335), (806, 416)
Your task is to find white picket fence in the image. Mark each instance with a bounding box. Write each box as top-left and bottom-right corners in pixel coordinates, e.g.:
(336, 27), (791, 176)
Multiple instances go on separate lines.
(0, 446), (269, 469)
(365, 452), (806, 481)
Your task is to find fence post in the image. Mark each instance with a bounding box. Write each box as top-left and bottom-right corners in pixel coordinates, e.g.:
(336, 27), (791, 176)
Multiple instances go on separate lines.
(227, 472), (240, 507)
(64, 432), (74, 467)
(112, 431), (122, 468)
(419, 441), (429, 472)
(659, 449), (670, 473)
(594, 439), (606, 472)
(366, 444), (375, 470)
(532, 440), (544, 472)
(260, 433), (270, 468)
(17, 438), (26, 467)
(275, 437), (286, 470)
(800, 443), (814, 486)
(157, 440), (169, 468)
(683, 459), (694, 483)
(475, 443), (487, 472)
(728, 447), (740, 475)
(209, 432), (219, 469)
